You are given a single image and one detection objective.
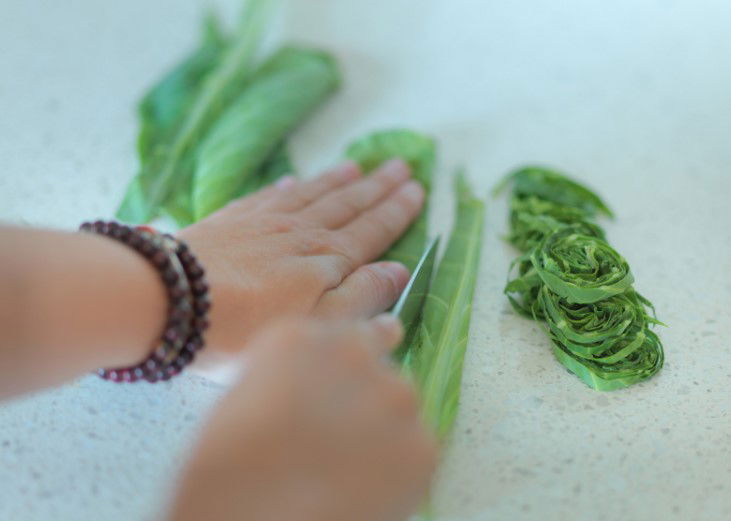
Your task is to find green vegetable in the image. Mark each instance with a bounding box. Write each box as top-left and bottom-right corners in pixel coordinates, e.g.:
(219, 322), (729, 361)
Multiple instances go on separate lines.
(136, 14), (228, 163)
(118, 14), (228, 225)
(161, 142), (292, 228)
(498, 167), (664, 391)
(193, 46), (340, 219)
(117, 0), (273, 223)
(527, 226), (634, 304)
(159, 152), (198, 226)
(506, 196), (606, 251)
(236, 142), (293, 196)
(344, 130), (484, 437)
(494, 166), (614, 218)
(552, 325), (664, 391)
(256, 145), (293, 188)
(411, 173), (485, 439)
(346, 129), (436, 271)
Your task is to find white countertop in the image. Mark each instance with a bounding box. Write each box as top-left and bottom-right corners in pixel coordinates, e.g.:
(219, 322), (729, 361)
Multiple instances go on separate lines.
(1, 1), (730, 520)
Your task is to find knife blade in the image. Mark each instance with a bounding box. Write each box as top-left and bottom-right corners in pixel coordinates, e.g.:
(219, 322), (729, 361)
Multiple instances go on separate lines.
(390, 236), (440, 334)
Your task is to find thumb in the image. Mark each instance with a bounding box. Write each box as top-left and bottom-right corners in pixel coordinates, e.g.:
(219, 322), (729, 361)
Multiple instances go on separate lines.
(315, 261), (410, 319)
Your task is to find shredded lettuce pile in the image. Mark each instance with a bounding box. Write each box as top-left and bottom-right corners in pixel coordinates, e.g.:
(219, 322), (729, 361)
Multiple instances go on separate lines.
(496, 167), (664, 391)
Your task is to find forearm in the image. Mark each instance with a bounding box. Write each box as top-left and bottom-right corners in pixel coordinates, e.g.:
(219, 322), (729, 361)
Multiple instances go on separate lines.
(0, 225), (166, 398)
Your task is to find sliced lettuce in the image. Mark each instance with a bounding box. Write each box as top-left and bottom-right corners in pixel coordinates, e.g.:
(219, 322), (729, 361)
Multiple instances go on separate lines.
(498, 167), (664, 391)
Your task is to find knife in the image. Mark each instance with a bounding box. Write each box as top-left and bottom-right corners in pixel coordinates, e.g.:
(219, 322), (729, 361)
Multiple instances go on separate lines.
(390, 236), (440, 335)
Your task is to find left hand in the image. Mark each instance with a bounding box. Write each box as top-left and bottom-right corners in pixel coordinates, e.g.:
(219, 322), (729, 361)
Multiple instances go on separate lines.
(177, 159), (424, 365)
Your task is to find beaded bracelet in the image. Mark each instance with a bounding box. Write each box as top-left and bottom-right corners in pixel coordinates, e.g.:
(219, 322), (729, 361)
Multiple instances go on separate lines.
(79, 220), (211, 383)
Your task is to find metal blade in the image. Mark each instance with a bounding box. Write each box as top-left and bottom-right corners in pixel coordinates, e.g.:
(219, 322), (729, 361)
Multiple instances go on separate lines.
(390, 236), (440, 333)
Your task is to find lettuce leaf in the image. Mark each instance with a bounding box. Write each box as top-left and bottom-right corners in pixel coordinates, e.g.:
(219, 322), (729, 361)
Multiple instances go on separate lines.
(116, 0), (273, 223)
(498, 166), (664, 391)
(345, 129), (436, 271)
(136, 13), (228, 163)
(192, 47), (339, 219)
(495, 166), (614, 218)
(411, 173), (485, 440)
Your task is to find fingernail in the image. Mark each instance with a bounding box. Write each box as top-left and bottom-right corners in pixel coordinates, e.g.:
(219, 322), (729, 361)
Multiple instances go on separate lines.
(378, 261), (410, 287)
(372, 313), (404, 344)
(382, 158), (411, 180)
(276, 175), (297, 189)
(400, 180), (425, 203)
(336, 160), (362, 180)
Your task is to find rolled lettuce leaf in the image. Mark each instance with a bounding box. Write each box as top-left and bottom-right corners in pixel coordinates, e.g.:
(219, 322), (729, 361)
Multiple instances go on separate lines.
(528, 226), (634, 304)
(117, 14), (228, 224)
(495, 166), (614, 218)
(345, 129), (436, 271)
(136, 14), (228, 163)
(344, 130), (485, 437)
(117, 0), (273, 224)
(552, 329), (664, 391)
(498, 167), (663, 390)
(507, 196), (605, 251)
(232, 141), (293, 199)
(192, 46), (340, 219)
(411, 173), (485, 440)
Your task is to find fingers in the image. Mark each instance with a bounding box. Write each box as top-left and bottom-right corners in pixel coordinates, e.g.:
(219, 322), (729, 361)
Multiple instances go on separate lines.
(341, 315), (403, 357)
(214, 174), (295, 216)
(335, 181), (425, 265)
(368, 314), (405, 354)
(268, 162), (362, 213)
(263, 315), (403, 360)
(298, 159), (412, 229)
(316, 261), (411, 320)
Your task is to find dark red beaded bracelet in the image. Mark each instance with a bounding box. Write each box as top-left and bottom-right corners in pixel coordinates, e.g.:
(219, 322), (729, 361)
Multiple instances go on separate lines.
(79, 221), (211, 383)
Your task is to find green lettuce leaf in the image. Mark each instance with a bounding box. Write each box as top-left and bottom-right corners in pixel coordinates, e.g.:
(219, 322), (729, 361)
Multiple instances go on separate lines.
(345, 129), (436, 271)
(232, 141), (294, 199)
(552, 329), (664, 391)
(495, 166), (614, 218)
(117, 0), (273, 223)
(497, 167), (664, 391)
(136, 13), (228, 163)
(506, 196), (605, 251)
(158, 151), (198, 226)
(116, 14), (228, 225)
(192, 46), (339, 219)
(529, 226), (634, 304)
(410, 173), (485, 440)
(158, 142), (293, 227)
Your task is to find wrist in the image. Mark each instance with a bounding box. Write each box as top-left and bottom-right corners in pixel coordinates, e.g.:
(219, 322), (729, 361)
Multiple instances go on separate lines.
(0, 224), (211, 398)
(79, 222), (211, 383)
(84, 232), (169, 367)
(3, 228), (167, 395)
(35, 231), (168, 367)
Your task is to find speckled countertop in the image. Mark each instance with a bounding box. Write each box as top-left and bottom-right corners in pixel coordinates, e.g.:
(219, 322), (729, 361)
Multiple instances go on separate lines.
(1, 1), (730, 520)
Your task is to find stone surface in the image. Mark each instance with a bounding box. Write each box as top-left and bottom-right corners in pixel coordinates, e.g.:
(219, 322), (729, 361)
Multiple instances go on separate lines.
(1, 0), (730, 520)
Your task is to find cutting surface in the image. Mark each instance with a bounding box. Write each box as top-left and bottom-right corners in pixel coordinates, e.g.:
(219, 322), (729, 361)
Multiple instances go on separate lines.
(1, 1), (730, 520)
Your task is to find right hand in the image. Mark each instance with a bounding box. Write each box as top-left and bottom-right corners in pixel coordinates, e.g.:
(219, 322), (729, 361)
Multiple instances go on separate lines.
(169, 317), (438, 521)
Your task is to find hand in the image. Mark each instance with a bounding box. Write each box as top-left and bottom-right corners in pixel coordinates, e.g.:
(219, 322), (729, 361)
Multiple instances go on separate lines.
(177, 159), (424, 360)
(169, 317), (438, 521)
